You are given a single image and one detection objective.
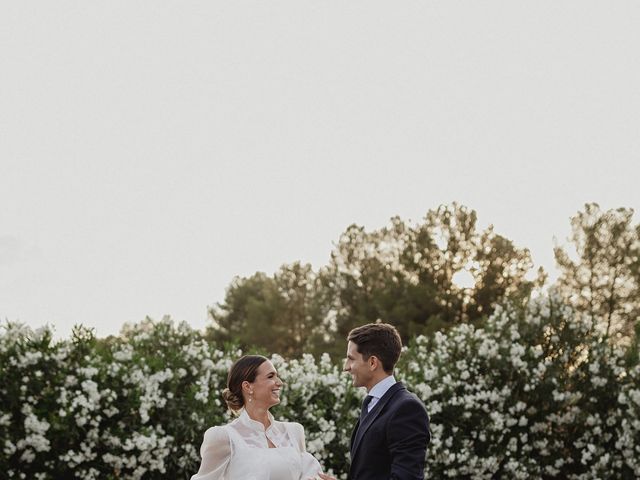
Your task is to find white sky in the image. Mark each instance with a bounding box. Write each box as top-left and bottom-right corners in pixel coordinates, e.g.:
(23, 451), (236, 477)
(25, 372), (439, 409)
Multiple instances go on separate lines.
(1, 2), (639, 339)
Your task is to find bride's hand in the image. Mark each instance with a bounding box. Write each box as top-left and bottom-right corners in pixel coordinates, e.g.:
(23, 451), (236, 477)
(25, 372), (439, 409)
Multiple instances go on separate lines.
(317, 474), (336, 480)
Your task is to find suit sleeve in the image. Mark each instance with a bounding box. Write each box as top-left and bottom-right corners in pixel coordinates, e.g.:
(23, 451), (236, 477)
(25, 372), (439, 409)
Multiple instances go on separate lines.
(387, 398), (430, 480)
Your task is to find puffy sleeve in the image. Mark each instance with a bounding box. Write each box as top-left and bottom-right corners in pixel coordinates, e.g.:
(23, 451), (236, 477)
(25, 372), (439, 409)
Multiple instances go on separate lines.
(191, 426), (232, 480)
(288, 422), (322, 478)
(288, 422), (306, 452)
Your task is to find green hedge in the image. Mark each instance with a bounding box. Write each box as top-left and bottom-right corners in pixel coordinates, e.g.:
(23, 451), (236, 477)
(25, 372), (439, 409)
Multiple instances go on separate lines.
(1, 292), (639, 479)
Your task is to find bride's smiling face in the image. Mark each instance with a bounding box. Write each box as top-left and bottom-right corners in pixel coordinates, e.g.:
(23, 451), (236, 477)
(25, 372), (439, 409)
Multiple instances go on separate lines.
(244, 360), (283, 408)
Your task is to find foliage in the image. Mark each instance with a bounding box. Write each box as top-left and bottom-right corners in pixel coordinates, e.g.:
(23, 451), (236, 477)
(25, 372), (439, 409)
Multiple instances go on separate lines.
(400, 291), (640, 479)
(554, 203), (640, 344)
(2, 294), (639, 479)
(208, 262), (329, 358)
(210, 203), (537, 359)
(323, 203), (535, 357)
(0, 317), (231, 480)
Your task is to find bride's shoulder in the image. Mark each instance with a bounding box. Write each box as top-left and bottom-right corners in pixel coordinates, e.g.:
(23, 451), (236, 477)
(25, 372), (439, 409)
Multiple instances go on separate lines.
(278, 420), (306, 437)
(197, 425), (232, 462)
(276, 420), (308, 451)
(202, 424), (231, 445)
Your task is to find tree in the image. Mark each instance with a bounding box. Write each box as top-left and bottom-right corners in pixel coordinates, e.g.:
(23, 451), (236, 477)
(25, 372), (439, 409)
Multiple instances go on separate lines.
(207, 204), (537, 359)
(554, 203), (640, 343)
(207, 262), (327, 358)
(320, 203), (535, 356)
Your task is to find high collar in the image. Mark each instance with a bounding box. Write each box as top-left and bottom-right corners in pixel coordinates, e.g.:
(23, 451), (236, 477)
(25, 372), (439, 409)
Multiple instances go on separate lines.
(238, 408), (276, 433)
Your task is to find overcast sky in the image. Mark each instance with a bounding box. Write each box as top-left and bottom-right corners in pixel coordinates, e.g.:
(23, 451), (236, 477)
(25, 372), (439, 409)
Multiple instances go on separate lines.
(1, 2), (639, 339)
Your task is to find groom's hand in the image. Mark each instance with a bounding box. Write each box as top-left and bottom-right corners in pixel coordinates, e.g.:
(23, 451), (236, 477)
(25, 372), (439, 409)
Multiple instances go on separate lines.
(318, 474), (336, 480)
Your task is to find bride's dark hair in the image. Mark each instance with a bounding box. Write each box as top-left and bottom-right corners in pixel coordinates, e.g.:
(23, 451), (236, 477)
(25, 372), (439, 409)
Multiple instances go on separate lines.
(222, 355), (268, 413)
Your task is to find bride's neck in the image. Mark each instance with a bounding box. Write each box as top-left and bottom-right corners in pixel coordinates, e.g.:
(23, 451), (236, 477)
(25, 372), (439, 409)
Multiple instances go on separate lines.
(245, 405), (271, 429)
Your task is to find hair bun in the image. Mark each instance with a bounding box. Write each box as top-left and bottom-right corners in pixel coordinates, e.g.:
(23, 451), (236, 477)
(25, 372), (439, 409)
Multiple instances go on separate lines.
(222, 387), (243, 412)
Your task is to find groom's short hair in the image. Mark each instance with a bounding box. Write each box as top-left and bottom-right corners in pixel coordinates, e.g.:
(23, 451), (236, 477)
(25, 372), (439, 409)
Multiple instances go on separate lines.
(348, 323), (402, 374)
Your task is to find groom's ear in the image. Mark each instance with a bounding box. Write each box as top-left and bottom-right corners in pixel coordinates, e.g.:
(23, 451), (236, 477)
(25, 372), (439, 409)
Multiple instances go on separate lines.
(369, 355), (380, 371)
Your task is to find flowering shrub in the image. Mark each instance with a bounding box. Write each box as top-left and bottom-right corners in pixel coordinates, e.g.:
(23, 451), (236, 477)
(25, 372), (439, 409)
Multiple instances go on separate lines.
(399, 293), (640, 479)
(1, 294), (638, 479)
(0, 318), (233, 480)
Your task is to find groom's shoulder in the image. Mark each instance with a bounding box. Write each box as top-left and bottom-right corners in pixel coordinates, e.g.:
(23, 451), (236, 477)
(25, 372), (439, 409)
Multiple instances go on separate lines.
(394, 384), (427, 410)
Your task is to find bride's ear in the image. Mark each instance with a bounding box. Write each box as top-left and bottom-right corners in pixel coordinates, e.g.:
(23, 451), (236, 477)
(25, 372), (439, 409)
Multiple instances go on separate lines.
(241, 380), (252, 393)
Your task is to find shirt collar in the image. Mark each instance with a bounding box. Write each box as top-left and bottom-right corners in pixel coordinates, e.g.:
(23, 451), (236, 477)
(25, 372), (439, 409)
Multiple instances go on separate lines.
(238, 408), (276, 433)
(368, 374), (397, 400)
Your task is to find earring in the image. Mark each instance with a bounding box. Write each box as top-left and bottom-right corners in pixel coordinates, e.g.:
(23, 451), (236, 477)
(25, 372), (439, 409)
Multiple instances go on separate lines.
(249, 391), (254, 402)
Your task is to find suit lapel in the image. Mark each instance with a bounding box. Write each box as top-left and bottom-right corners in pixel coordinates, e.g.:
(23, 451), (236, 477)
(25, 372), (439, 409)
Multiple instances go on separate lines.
(350, 382), (405, 462)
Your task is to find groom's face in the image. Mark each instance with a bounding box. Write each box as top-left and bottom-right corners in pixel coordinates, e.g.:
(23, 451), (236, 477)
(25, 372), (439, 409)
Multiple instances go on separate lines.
(344, 341), (372, 389)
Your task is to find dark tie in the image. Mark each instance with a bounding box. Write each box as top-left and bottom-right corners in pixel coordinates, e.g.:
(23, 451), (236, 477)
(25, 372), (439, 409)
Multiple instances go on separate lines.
(360, 395), (374, 423)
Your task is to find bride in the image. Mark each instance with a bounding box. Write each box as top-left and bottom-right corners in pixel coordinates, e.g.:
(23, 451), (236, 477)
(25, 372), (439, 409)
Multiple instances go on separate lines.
(191, 355), (324, 480)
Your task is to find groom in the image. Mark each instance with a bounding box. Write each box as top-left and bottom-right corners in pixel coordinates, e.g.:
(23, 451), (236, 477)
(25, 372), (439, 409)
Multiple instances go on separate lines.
(320, 323), (431, 480)
(320, 323), (430, 480)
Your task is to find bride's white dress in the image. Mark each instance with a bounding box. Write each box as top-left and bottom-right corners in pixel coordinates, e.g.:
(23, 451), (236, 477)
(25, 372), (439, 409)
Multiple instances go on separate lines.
(191, 409), (322, 480)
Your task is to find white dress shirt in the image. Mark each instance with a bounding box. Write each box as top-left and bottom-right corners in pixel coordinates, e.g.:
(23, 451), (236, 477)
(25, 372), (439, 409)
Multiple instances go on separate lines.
(366, 375), (397, 412)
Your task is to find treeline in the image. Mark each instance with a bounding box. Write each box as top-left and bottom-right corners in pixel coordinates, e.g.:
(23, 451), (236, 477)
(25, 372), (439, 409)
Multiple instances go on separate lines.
(207, 203), (640, 358)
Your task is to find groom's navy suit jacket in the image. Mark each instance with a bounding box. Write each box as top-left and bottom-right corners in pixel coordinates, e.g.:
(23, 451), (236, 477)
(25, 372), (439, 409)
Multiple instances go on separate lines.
(349, 382), (430, 480)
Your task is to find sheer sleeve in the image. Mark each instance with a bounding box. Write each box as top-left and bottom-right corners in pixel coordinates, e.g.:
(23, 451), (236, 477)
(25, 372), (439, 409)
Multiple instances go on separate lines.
(287, 422), (322, 478)
(288, 422), (306, 452)
(190, 426), (232, 480)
